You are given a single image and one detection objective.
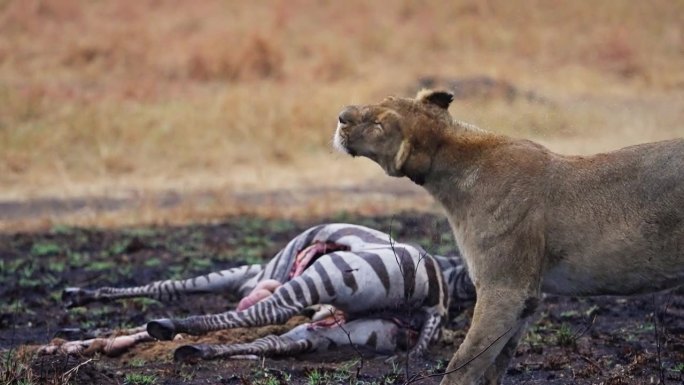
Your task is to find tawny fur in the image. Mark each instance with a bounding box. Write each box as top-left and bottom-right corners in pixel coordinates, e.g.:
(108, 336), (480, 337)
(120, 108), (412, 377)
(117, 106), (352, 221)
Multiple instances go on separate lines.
(333, 90), (684, 385)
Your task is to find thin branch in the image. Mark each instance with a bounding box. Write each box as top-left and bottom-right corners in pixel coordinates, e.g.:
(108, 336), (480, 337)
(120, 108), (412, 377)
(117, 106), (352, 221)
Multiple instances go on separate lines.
(326, 307), (364, 380)
(653, 294), (665, 384)
(388, 218), (404, 278)
(387, 217), (413, 380)
(402, 326), (513, 385)
(61, 358), (94, 383)
(572, 312), (597, 341)
(578, 354), (602, 372)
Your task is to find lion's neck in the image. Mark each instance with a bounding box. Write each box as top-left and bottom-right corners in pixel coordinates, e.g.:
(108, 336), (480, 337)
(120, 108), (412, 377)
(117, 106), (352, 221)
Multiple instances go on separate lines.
(404, 128), (507, 204)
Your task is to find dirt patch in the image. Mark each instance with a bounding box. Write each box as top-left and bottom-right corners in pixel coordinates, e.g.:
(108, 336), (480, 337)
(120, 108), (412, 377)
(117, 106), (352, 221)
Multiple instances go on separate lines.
(1, 212), (683, 384)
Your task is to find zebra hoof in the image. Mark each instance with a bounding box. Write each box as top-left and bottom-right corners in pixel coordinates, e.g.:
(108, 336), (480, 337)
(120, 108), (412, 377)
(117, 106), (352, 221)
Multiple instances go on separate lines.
(174, 345), (206, 363)
(147, 319), (177, 340)
(62, 288), (94, 308)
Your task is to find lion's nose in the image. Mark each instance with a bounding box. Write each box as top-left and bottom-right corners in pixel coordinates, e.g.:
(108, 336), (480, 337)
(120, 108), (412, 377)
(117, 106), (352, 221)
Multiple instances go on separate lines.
(338, 107), (356, 125)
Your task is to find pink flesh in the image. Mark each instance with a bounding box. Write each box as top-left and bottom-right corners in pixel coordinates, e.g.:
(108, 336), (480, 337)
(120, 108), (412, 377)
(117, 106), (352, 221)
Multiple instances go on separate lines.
(237, 279), (282, 311)
(307, 309), (347, 329)
(253, 279), (282, 292)
(289, 242), (349, 280)
(38, 331), (153, 357)
(37, 345), (58, 354)
(237, 241), (348, 311)
(101, 334), (138, 355)
(289, 243), (327, 279)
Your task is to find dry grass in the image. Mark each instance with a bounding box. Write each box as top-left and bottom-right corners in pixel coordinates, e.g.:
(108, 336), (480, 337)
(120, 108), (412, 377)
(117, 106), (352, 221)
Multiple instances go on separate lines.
(0, 0), (683, 230)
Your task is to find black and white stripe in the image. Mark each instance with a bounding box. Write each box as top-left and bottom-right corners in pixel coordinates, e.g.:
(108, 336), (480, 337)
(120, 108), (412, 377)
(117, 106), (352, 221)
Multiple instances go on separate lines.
(174, 317), (410, 362)
(61, 224), (394, 308)
(434, 255), (476, 306)
(56, 223), (476, 359)
(62, 264), (263, 307)
(146, 242), (452, 358)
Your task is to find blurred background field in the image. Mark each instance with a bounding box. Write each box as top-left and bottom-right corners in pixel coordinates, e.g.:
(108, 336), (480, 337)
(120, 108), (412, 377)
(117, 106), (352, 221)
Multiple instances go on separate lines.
(1, 0), (683, 231)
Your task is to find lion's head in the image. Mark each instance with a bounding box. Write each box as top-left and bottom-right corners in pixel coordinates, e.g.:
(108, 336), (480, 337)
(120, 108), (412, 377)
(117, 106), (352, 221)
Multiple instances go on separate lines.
(333, 90), (456, 181)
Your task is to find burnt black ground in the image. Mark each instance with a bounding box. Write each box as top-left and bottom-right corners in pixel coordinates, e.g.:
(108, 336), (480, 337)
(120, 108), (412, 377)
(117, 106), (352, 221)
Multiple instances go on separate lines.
(1, 212), (683, 384)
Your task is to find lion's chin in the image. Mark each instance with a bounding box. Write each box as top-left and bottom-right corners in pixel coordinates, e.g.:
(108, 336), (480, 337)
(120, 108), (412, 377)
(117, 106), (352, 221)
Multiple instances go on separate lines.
(332, 126), (353, 156)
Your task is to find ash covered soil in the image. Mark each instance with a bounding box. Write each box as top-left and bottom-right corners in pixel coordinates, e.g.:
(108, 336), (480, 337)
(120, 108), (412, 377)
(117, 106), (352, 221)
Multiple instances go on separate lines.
(1, 212), (683, 384)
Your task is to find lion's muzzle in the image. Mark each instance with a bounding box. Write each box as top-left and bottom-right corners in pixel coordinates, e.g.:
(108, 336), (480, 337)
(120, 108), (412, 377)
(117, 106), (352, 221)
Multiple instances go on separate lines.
(338, 107), (358, 126)
(333, 106), (359, 156)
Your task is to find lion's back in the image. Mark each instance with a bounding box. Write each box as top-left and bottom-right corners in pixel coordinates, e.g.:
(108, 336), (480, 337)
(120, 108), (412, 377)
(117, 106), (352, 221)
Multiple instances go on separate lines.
(542, 138), (684, 294)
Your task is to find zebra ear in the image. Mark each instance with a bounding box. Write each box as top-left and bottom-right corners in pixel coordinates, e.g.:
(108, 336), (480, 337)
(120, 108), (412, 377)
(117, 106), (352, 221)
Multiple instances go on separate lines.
(417, 89), (454, 109)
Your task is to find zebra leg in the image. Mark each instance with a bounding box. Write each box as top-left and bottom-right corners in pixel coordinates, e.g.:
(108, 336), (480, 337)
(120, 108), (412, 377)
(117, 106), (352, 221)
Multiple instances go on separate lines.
(60, 224), (341, 308)
(174, 318), (404, 362)
(146, 276), (309, 340)
(60, 224), (336, 308)
(62, 264), (263, 307)
(174, 334), (311, 362)
(406, 306), (446, 359)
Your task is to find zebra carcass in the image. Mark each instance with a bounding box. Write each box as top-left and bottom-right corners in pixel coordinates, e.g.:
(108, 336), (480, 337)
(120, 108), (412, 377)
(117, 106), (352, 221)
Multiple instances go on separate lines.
(40, 224), (475, 360)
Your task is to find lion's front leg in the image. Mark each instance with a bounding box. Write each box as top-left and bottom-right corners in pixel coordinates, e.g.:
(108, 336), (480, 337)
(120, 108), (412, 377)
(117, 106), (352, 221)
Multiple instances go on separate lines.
(441, 288), (538, 385)
(480, 313), (534, 385)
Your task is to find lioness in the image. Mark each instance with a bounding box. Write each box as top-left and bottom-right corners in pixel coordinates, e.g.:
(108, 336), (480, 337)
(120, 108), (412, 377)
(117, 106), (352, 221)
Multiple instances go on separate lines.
(333, 90), (684, 385)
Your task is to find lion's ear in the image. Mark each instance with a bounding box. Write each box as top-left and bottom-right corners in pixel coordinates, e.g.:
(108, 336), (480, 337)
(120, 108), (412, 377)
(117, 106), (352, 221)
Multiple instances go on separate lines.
(417, 89), (454, 109)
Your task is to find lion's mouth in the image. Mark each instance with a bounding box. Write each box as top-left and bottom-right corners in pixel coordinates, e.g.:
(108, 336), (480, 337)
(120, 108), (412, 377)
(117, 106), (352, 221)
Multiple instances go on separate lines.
(332, 122), (351, 155)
